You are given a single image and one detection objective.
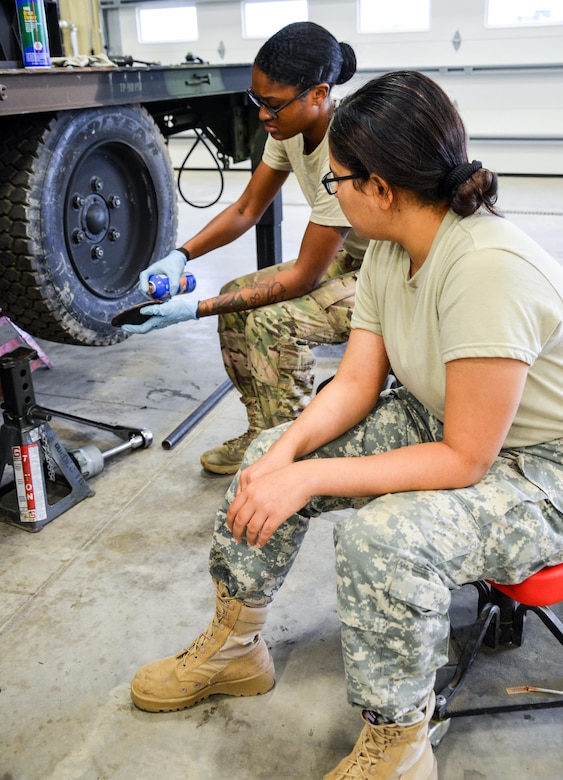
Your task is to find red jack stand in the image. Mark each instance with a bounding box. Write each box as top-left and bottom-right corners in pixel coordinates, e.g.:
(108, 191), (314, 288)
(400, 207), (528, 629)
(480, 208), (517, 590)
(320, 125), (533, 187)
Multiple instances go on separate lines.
(0, 347), (151, 532)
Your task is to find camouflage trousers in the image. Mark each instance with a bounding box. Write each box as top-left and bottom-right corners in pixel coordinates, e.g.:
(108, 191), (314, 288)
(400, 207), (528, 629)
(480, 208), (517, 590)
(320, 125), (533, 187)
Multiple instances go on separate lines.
(217, 250), (361, 428)
(209, 386), (563, 721)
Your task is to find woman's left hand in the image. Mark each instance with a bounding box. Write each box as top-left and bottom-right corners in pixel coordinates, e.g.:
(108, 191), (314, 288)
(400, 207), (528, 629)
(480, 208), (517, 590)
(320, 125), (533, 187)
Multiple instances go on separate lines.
(226, 463), (311, 547)
(235, 442), (294, 496)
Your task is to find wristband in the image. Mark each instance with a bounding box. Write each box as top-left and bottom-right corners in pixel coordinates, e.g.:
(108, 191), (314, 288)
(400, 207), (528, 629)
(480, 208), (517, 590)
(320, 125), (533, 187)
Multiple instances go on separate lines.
(176, 246), (191, 262)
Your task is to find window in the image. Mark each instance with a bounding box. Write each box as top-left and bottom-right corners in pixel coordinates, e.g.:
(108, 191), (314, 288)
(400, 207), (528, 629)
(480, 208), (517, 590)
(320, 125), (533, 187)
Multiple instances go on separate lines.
(358, 0), (430, 33)
(486, 0), (563, 27)
(242, 0), (308, 39)
(136, 4), (198, 44)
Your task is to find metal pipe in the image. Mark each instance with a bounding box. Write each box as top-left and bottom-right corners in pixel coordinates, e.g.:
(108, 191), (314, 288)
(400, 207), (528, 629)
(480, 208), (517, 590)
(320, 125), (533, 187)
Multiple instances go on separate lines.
(162, 380), (233, 450)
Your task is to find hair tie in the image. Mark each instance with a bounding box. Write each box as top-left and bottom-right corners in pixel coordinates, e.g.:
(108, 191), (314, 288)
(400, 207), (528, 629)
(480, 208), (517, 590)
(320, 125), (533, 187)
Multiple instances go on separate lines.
(442, 160), (482, 198)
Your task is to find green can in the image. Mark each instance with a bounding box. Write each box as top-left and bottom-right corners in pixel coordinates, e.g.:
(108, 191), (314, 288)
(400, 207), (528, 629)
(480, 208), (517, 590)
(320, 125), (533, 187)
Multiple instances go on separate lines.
(15, 0), (51, 68)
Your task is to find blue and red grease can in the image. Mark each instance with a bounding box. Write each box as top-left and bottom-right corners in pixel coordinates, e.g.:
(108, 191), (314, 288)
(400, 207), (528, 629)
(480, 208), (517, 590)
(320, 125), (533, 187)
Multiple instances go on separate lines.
(147, 273), (197, 299)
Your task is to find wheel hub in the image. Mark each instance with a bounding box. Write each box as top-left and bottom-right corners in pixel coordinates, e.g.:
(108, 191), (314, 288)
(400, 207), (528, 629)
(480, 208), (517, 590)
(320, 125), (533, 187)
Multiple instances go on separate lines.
(82, 194), (109, 240)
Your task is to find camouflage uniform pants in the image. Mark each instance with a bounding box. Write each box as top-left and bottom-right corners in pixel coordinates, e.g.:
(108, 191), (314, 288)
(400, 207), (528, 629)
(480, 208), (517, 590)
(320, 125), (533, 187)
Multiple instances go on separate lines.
(217, 250), (361, 428)
(209, 386), (563, 721)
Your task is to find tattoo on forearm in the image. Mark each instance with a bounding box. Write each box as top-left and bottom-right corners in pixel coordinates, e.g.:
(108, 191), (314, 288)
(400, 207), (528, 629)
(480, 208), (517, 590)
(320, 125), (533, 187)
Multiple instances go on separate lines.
(197, 278), (288, 317)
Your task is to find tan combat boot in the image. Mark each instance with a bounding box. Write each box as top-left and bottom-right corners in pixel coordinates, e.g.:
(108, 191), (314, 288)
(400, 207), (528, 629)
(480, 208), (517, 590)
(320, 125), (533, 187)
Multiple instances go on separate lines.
(200, 397), (264, 475)
(130, 579), (275, 712)
(324, 692), (438, 779)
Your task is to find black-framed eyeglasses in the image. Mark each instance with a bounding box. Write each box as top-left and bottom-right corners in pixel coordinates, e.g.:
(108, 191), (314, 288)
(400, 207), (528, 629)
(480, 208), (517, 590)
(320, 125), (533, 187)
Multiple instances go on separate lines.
(246, 86), (312, 120)
(322, 171), (364, 196)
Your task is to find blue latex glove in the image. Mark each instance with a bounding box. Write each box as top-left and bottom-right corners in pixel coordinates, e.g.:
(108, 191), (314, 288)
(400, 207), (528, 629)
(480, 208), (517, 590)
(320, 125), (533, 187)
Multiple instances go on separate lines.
(122, 298), (199, 334)
(138, 250), (186, 299)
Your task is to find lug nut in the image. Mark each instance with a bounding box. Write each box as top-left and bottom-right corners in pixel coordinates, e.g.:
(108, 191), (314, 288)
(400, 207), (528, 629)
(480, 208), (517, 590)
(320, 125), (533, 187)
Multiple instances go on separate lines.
(91, 245), (104, 260)
(72, 229), (85, 244)
(108, 229), (121, 242)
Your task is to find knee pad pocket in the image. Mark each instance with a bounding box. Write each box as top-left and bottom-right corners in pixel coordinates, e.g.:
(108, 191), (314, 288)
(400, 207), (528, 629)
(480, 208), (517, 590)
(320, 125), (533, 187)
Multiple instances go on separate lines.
(388, 559), (450, 616)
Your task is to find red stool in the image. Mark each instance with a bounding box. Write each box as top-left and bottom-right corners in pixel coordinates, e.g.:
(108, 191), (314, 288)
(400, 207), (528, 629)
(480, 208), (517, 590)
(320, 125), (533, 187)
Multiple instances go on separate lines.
(433, 563), (563, 722)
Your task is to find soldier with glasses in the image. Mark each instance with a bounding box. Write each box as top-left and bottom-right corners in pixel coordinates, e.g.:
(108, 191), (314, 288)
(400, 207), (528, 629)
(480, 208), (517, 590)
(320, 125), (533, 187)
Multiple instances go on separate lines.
(123, 22), (367, 476)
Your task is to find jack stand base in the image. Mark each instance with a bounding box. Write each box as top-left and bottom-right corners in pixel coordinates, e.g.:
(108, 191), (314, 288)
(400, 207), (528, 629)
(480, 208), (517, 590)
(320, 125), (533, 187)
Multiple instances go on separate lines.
(0, 347), (95, 532)
(0, 420), (94, 532)
(0, 346), (152, 532)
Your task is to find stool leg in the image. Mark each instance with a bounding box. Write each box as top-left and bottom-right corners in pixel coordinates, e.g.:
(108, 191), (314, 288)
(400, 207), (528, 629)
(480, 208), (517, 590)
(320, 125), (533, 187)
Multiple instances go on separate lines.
(485, 589), (517, 647)
(434, 602), (500, 719)
(473, 580), (492, 614)
(514, 604), (563, 647)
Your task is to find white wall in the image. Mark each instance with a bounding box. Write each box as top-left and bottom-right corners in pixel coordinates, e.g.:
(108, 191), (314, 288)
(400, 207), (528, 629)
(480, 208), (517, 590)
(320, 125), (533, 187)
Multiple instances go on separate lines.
(102, 0), (563, 173)
(108, 0), (563, 68)
(338, 66), (563, 174)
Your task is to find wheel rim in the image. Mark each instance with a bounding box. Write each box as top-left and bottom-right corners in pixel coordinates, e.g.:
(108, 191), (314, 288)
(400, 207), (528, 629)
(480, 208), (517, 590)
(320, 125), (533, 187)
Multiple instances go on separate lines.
(64, 141), (158, 298)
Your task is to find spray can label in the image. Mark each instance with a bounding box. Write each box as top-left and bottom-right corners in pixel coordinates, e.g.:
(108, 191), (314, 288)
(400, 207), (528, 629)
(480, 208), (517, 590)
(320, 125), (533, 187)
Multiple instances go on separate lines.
(15, 0), (51, 69)
(147, 273), (197, 299)
(12, 443), (47, 522)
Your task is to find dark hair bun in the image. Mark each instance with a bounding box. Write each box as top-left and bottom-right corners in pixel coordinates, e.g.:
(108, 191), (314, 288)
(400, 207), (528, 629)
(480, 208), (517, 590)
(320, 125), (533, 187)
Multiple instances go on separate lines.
(254, 22), (357, 89)
(337, 42), (357, 85)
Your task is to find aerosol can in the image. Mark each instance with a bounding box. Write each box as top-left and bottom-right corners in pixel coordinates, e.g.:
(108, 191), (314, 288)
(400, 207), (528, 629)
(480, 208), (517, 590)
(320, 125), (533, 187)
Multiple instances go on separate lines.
(15, 0), (51, 68)
(147, 273), (197, 299)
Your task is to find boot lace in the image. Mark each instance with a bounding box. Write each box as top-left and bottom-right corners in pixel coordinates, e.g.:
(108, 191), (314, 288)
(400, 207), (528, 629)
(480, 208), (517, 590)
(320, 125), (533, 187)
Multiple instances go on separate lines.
(176, 599), (234, 661)
(222, 429), (257, 453)
(334, 723), (406, 777)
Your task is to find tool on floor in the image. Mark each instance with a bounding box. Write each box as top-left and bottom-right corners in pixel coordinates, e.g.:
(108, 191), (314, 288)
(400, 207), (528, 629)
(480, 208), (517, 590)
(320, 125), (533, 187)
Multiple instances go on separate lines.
(69, 434), (150, 479)
(162, 379), (232, 450)
(0, 347), (152, 532)
(506, 685), (563, 695)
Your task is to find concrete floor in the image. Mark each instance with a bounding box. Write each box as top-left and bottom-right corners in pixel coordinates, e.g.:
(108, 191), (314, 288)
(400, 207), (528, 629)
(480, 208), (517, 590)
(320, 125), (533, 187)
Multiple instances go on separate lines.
(0, 159), (562, 779)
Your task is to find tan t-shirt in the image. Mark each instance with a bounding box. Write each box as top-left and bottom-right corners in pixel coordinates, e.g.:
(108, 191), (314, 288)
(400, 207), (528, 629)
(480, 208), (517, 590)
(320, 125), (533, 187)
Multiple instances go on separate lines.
(352, 210), (563, 448)
(261, 130), (368, 260)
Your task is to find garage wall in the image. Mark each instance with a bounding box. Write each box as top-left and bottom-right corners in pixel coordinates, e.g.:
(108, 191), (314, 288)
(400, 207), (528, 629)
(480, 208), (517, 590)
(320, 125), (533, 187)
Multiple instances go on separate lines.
(100, 0), (563, 174)
(105, 0), (563, 68)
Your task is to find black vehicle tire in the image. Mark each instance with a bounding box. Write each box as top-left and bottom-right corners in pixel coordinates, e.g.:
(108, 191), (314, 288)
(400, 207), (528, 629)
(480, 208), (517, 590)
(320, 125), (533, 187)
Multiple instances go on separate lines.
(0, 106), (178, 345)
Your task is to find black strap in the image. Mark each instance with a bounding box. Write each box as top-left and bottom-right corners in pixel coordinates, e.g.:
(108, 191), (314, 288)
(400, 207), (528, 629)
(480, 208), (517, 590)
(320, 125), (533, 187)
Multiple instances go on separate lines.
(176, 246), (191, 262)
(442, 160), (482, 198)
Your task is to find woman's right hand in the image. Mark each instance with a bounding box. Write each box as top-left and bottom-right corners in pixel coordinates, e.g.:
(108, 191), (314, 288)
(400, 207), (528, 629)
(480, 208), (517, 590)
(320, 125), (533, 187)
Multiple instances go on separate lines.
(228, 460), (312, 547)
(138, 250), (186, 298)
